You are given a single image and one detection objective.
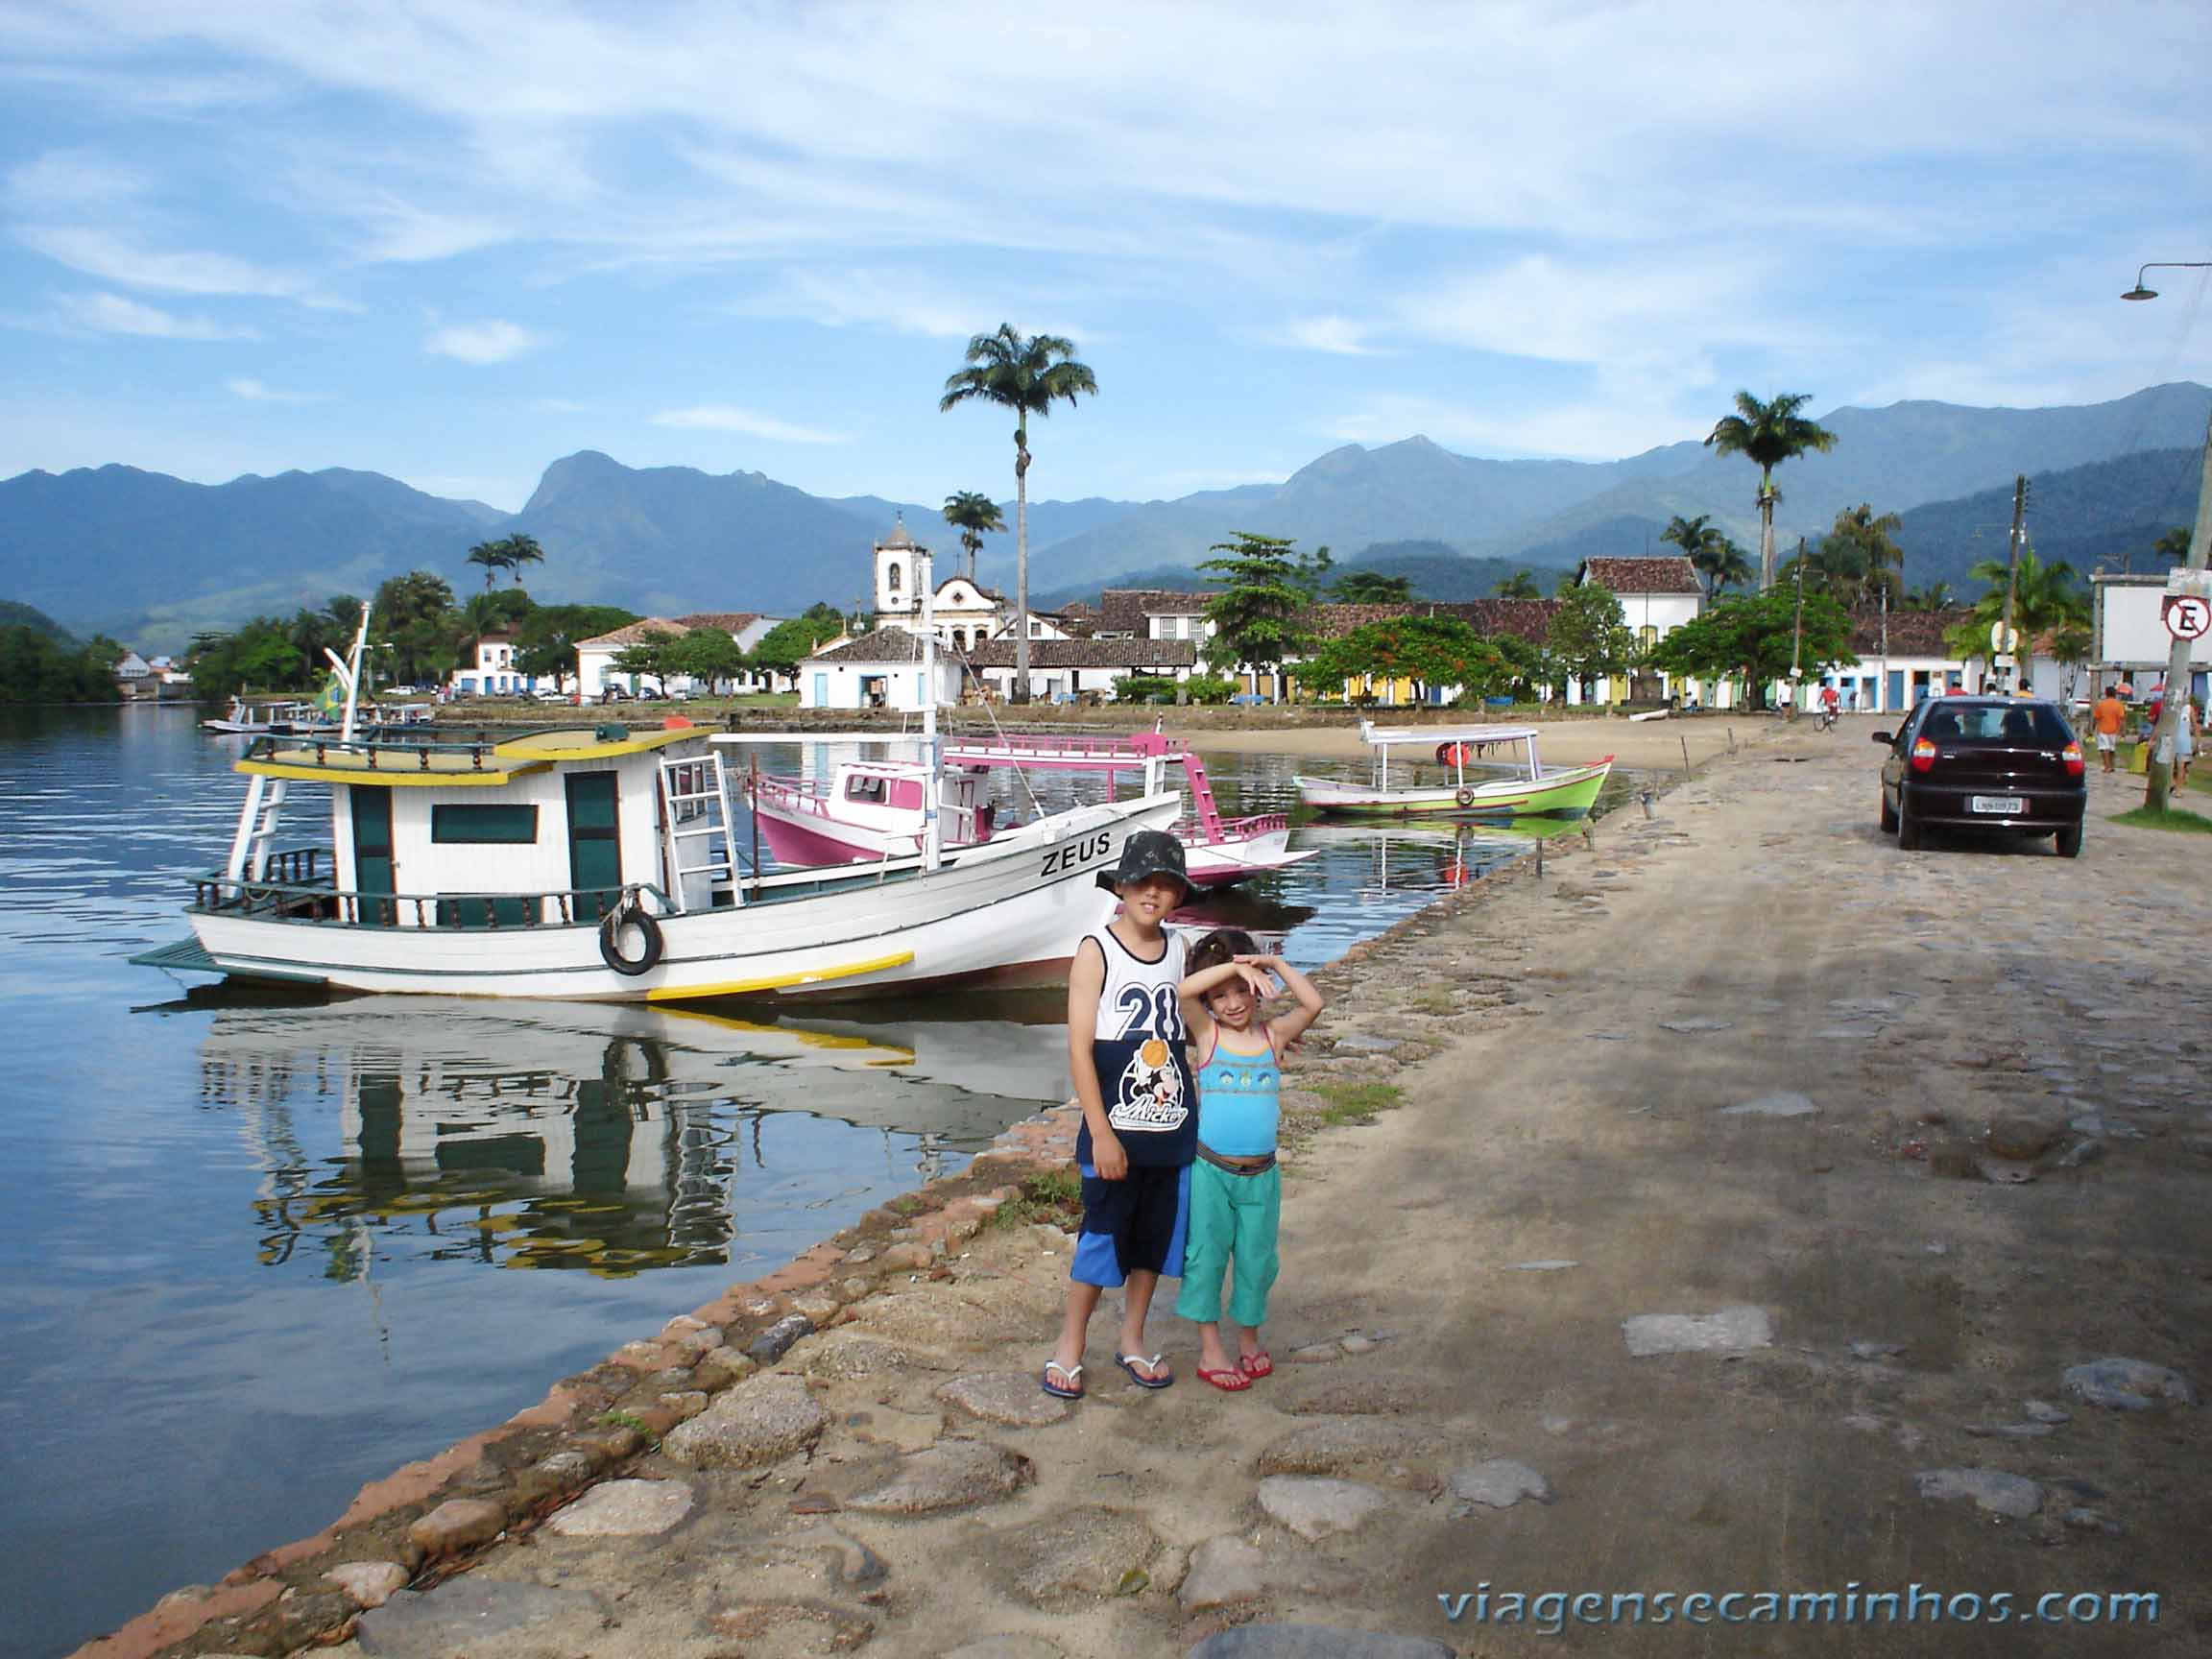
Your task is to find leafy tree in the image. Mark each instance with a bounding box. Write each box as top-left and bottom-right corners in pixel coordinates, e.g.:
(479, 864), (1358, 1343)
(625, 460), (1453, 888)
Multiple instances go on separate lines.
(1545, 583), (1636, 702)
(463, 588), (535, 638)
(940, 324), (1098, 703)
(1493, 570), (1542, 599)
(1182, 673), (1237, 705)
(1704, 391), (1839, 591)
(750, 605), (847, 688)
(666, 627), (748, 692)
(373, 570), (461, 686)
(941, 491), (1005, 582)
(1649, 590), (1859, 709)
(501, 533), (545, 588)
(1329, 570), (1412, 604)
(1940, 545), (2088, 661)
(1819, 503), (1906, 607)
(1291, 543), (1335, 599)
(1292, 615), (1507, 704)
(0, 625), (124, 703)
(466, 539), (510, 591)
(514, 604), (639, 684)
(1660, 514), (1722, 592)
(1487, 632), (1551, 700)
(1700, 537), (1755, 595)
(1901, 581), (1955, 612)
(1196, 532), (1318, 691)
(611, 636), (676, 688)
(2153, 526), (2192, 565)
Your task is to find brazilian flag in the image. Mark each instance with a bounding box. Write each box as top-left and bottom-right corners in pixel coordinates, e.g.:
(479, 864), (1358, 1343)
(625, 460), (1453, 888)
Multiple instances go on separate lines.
(317, 670), (347, 721)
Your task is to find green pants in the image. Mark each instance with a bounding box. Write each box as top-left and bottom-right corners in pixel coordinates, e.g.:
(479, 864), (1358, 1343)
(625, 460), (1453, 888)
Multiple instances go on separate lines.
(1175, 1160), (1281, 1329)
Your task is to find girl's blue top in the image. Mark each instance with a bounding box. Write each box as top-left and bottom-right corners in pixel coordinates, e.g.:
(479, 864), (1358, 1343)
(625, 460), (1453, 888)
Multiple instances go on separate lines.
(1195, 1030), (1280, 1157)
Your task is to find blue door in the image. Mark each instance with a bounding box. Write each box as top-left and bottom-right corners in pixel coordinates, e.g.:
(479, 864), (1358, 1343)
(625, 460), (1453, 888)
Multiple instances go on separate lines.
(811, 672), (829, 707)
(1885, 670), (1904, 710)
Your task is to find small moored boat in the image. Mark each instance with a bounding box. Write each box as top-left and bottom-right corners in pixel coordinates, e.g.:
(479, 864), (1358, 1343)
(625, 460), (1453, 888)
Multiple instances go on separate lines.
(1294, 721), (1612, 818)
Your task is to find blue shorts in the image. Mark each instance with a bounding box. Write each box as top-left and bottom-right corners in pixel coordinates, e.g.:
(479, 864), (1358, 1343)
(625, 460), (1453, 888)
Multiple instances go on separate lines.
(1070, 1163), (1190, 1286)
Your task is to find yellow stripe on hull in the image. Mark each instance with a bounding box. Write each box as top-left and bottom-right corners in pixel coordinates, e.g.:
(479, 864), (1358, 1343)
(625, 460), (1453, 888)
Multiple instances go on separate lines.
(643, 950), (917, 1001)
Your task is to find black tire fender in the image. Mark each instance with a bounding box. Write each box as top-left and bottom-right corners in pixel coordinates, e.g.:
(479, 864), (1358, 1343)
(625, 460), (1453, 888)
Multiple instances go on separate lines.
(1455, 786), (1477, 809)
(598, 900), (665, 976)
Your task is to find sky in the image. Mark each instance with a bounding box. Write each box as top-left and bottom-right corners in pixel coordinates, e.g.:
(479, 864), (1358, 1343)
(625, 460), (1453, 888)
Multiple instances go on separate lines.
(3, 0), (2209, 514)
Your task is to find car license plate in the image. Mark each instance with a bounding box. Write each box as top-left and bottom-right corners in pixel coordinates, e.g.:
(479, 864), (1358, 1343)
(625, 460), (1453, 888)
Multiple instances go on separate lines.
(1970, 796), (2026, 815)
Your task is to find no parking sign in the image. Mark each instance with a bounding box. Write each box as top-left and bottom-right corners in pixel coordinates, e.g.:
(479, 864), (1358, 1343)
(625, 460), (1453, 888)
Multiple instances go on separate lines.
(2163, 593), (2211, 641)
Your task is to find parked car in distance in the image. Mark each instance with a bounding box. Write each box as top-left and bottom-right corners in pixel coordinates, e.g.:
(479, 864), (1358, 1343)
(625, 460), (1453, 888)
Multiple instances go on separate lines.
(598, 685), (627, 704)
(1872, 696), (2086, 857)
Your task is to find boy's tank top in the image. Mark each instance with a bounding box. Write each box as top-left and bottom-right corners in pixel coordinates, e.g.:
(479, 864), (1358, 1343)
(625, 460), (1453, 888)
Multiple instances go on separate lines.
(1195, 1028), (1281, 1157)
(1074, 926), (1196, 1168)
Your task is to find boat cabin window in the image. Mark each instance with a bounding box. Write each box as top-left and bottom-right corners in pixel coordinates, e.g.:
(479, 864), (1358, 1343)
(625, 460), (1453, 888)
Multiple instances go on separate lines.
(431, 804), (541, 844)
(844, 775), (889, 805)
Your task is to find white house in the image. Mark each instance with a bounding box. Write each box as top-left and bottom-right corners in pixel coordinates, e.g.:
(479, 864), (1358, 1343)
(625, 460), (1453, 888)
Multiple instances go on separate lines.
(450, 629), (532, 697)
(799, 629), (964, 710)
(965, 639), (1199, 703)
(1565, 557), (1704, 706)
(1095, 589), (1219, 644)
(572, 612), (785, 697)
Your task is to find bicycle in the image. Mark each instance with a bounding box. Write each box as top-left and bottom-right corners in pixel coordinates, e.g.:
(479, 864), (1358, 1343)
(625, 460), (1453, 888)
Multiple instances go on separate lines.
(1815, 705), (1839, 733)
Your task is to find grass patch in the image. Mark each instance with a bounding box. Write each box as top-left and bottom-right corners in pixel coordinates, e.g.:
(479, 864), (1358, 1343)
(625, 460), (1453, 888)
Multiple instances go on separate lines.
(1407, 987), (1457, 1016)
(989, 1168), (1084, 1230)
(887, 1194), (924, 1216)
(596, 1409), (661, 1449)
(1311, 1080), (1405, 1127)
(2112, 805), (2212, 834)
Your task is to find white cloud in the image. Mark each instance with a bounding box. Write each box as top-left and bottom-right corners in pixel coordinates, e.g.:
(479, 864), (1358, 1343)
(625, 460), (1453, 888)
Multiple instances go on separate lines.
(1277, 316), (1382, 356)
(7, 150), (146, 209)
(227, 376), (325, 404)
(53, 290), (258, 340)
(650, 405), (848, 445)
(422, 318), (545, 364)
(18, 224), (349, 307)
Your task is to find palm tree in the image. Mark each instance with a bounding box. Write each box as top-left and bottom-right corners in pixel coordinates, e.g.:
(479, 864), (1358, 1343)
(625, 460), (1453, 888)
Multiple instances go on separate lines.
(940, 491), (1005, 583)
(1824, 503), (1905, 607)
(501, 533), (545, 589)
(1701, 537), (1754, 595)
(940, 325), (1097, 703)
(1704, 391), (1839, 591)
(1494, 570), (1542, 599)
(1902, 580), (1955, 612)
(466, 539), (510, 591)
(1330, 571), (1413, 603)
(1660, 514), (1724, 595)
(1941, 546), (2089, 663)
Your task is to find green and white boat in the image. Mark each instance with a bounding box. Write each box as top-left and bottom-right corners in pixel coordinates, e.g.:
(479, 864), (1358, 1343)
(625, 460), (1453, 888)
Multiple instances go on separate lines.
(1294, 721), (1613, 819)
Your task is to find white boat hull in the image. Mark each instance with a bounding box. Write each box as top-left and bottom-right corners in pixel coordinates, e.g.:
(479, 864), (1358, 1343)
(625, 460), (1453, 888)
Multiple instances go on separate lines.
(188, 794), (1179, 1001)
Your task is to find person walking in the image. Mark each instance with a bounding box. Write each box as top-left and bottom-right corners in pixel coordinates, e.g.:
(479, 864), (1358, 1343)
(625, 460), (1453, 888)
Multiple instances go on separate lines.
(2090, 685), (2128, 775)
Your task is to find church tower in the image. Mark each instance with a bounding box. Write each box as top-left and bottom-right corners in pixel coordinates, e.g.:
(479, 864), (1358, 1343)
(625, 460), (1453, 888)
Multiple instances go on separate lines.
(873, 517), (922, 620)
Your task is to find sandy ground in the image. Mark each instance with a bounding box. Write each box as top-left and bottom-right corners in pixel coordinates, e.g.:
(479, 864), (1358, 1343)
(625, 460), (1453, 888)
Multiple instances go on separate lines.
(176, 726), (2210, 1659)
(1166, 712), (1760, 772)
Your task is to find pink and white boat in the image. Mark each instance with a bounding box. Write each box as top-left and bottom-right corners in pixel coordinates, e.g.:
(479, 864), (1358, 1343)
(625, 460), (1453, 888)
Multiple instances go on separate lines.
(739, 730), (1314, 887)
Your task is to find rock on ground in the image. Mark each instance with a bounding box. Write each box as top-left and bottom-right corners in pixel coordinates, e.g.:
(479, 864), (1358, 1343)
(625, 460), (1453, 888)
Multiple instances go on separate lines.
(1622, 1306), (1774, 1356)
(2061, 1357), (2197, 1410)
(662, 1373), (827, 1469)
(994, 1504), (1162, 1606)
(1258, 1475), (1390, 1540)
(844, 1439), (1034, 1515)
(1187, 1626), (1456, 1658)
(937, 1371), (1074, 1427)
(1913, 1468), (2045, 1519)
(404, 1498), (504, 1557)
(354, 1580), (604, 1658)
(1447, 1459), (1551, 1513)
(945, 1640), (1068, 1659)
(1719, 1092), (1817, 1118)
(545, 1479), (694, 1537)
(1181, 1534), (1267, 1611)
(1256, 1419), (1444, 1487)
(324, 1561), (409, 1609)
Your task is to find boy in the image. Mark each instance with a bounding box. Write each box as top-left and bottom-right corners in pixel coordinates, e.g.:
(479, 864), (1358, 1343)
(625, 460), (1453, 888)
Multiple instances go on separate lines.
(1176, 927), (1324, 1390)
(1044, 830), (1198, 1398)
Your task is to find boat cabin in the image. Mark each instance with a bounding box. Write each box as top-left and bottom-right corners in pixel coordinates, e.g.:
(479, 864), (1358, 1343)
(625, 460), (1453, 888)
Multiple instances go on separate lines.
(826, 760), (993, 841)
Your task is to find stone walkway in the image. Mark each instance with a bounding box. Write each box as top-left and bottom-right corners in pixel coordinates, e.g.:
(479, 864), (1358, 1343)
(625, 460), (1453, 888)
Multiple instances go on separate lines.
(99, 723), (2208, 1658)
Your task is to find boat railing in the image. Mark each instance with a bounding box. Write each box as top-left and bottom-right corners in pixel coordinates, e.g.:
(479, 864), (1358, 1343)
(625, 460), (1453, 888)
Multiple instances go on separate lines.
(1177, 810), (1287, 847)
(944, 731), (1189, 768)
(242, 731), (505, 771)
(192, 871), (669, 929)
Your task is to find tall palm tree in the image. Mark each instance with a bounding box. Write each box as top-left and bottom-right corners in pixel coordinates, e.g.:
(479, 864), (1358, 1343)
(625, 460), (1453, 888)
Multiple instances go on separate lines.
(940, 491), (1005, 582)
(1824, 503), (1905, 608)
(1660, 513), (1723, 595)
(1700, 538), (1754, 595)
(1704, 391), (1839, 592)
(1941, 546), (2088, 661)
(940, 325), (1097, 703)
(1494, 570), (1542, 599)
(501, 533), (545, 589)
(1902, 580), (1955, 612)
(466, 539), (510, 591)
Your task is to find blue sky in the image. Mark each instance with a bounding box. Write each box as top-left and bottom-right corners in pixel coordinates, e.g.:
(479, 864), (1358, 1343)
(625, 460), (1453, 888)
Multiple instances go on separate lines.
(3, 0), (2208, 513)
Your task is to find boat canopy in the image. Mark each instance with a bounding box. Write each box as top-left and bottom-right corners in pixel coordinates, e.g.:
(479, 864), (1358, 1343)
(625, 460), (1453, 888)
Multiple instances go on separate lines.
(235, 724), (699, 787)
(1358, 721), (1540, 749)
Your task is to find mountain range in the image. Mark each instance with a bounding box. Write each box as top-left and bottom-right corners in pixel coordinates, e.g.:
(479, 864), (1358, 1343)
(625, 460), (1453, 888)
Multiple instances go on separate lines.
(2, 384), (2202, 652)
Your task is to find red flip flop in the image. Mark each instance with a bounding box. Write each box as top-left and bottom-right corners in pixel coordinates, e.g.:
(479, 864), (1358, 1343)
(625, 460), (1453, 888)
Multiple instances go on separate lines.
(1238, 1351), (1273, 1379)
(1196, 1365), (1252, 1392)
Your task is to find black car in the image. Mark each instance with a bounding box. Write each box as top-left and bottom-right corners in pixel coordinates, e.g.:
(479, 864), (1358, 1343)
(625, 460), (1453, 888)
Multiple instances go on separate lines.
(1872, 696), (2087, 856)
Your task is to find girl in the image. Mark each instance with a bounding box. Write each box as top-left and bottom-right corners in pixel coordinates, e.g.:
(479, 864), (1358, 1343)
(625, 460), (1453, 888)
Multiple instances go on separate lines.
(1175, 927), (1324, 1391)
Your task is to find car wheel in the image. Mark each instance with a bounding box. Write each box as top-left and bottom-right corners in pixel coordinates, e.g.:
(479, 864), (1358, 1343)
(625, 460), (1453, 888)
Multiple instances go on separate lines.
(1896, 799), (1925, 851)
(1879, 790), (1897, 832)
(2055, 824), (2082, 858)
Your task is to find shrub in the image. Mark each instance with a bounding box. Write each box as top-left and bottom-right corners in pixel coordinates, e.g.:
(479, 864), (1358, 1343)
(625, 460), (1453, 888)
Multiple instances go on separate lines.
(1184, 674), (1237, 704)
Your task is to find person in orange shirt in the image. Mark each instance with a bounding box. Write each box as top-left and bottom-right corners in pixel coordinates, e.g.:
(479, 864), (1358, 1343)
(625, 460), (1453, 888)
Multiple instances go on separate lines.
(2090, 686), (2128, 774)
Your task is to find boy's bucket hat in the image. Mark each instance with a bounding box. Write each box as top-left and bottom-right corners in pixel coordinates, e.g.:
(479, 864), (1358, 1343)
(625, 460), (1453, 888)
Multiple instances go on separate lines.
(1096, 828), (1191, 898)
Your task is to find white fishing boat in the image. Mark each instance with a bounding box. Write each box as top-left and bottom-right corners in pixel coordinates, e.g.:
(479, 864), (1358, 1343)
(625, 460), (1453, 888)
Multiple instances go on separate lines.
(1295, 721), (1613, 818)
(738, 729), (1314, 887)
(203, 696), (338, 737)
(139, 559), (1179, 1002)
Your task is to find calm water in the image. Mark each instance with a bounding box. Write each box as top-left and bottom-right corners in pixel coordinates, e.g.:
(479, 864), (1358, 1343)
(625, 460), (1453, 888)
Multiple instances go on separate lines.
(0, 708), (1614, 1658)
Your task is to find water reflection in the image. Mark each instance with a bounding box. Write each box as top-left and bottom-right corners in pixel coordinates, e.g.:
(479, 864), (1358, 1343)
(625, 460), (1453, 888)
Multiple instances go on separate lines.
(184, 997), (1069, 1279)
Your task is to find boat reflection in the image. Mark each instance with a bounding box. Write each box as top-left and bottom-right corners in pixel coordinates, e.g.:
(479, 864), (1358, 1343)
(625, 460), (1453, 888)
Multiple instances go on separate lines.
(189, 997), (1069, 1278)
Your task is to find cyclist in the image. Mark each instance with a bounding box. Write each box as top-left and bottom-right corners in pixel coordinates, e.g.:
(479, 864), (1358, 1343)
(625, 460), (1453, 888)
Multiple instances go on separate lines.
(1816, 682), (1840, 731)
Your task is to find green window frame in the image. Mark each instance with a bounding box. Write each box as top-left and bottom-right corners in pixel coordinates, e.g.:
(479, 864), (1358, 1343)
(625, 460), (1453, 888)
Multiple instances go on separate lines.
(431, 804), (540, 844)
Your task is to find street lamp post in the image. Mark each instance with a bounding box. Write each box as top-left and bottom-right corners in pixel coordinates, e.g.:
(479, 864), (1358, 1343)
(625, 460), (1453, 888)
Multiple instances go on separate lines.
(2119, 264), (2212, 813)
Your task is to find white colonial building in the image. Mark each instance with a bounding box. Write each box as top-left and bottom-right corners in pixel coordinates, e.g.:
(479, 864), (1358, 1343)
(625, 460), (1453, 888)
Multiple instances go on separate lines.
(799, 629), (965, 710)
(571, 612), (782, 698)
(873, 517), (1007, 652)
(451, 630), (531, 697)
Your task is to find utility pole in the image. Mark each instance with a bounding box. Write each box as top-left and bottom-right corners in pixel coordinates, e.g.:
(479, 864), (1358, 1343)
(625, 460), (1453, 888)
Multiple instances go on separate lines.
(1788, 538), (1806, 717)
(1999, 474), (2027, 692)
(1879, 586), (1890, 713)
(2144, 403), (2212, 812)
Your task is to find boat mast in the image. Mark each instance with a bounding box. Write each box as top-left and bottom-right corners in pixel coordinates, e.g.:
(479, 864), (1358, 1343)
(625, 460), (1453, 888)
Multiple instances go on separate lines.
(330, 603), (374, 741)
(918, 545), (943, 871)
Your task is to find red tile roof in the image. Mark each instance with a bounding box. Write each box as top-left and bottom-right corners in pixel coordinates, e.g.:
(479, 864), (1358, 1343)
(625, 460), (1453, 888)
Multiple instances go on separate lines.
(1309, 600), (1559, 643)
(966, 639), (1199, 669)
(1845, 607), (1977, 656)
(674, 612), (765, 632)
(1578, 557), (1702, 595)
(1097, 589), (1221, 634)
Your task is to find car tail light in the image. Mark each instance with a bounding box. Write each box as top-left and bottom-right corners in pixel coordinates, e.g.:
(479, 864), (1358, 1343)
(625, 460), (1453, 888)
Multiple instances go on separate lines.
(2062, 740), (2084, 777)
(1910, 737), (1937, 773)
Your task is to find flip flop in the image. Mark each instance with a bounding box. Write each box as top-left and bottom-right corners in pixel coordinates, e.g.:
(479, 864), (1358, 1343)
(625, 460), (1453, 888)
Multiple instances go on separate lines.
(1041, 1361), (1084, 1400)
(1238, 1350), (1273, 1379)
(1196, 1364), (1252, 1392)
(1115, 1352), (1174, 1389)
